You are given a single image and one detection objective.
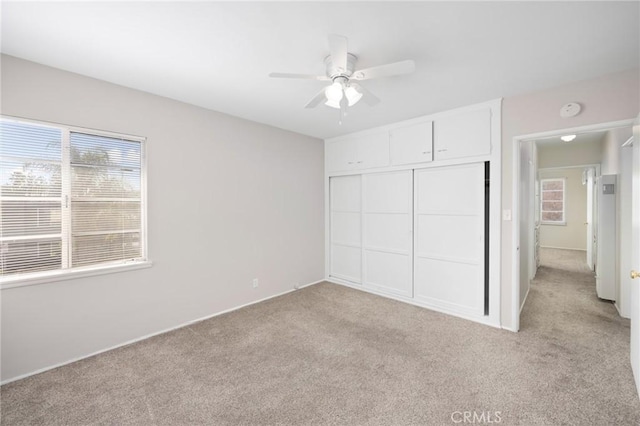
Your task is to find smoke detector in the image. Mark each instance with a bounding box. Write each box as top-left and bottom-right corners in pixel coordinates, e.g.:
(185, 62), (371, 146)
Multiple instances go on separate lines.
(560, 102), (581, 118)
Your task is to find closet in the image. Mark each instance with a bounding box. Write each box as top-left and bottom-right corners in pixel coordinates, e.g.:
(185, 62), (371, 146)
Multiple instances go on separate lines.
(325, 99), (500, 325)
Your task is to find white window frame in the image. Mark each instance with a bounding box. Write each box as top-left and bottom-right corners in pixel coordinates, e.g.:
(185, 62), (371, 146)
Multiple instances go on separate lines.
(540, 177), (566, 226)
(0, 116), (151, 289)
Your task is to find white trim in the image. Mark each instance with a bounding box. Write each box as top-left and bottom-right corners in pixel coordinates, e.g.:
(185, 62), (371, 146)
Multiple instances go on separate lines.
(540, 246), (587, 251)
(516, 119), (634, 142)
(1, 260), (153, 289)
(1, 114), (146, 142)
(511, 131), (521, 332)
(0, 279), (325, 385)
(326, 153), (492, 178)
(327, 277), (501, 329)
(622, 136), (633, 148)
(538, 164), (601, 172)
(511, 118), (636, 334)
(520, 283), (530, 314)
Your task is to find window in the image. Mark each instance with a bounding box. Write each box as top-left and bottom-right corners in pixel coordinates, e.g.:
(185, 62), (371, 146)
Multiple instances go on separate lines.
(1, 117), (148, 285)
(540, 178), (565, 224)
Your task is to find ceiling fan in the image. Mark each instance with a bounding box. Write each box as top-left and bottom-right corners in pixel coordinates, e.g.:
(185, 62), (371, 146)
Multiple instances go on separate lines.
(269, 34), (415, 122)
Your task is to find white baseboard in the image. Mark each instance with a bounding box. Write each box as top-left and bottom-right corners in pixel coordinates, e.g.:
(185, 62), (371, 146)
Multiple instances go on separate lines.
(0, 279), (325, 386)
(520, 283), (531, 314)
(540, 246), (587, 252)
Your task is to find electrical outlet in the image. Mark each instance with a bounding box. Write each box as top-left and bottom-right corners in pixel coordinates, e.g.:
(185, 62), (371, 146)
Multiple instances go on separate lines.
(252, 278), (258, 288)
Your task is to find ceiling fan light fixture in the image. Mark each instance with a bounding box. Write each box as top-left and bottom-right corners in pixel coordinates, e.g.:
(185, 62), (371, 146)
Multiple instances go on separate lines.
(561, 134), (577, 142)
(344, 85), (363, 106)
(325, 82), (343, 101)
(325, 98), (341, 109)
(324, 81), (344, 109)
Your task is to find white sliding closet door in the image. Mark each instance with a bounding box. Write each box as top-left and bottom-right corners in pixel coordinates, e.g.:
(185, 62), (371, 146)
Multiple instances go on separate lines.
(414, 163), (485, 317)
(330, 175), (362, 283)
(363, 170), (413, 297)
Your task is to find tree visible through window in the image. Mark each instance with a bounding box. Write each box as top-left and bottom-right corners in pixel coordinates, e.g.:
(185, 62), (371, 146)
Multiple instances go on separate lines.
(0, 118), (146, 280)
(540, 178), (565, 224)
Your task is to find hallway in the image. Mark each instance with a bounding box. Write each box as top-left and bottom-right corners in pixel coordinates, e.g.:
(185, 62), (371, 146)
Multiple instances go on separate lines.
(519, 247), (639, 422)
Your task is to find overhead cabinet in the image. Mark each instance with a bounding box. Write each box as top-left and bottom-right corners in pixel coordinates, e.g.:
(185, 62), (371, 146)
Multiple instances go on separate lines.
(326, 131), (390, 172)
(390, 121), (433, 166)
(326, 107), (492, 175)
(433, 107), (491, 161)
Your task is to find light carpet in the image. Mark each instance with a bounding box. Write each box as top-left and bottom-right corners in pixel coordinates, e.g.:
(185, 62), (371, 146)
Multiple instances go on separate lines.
(2, 248), (639, 425)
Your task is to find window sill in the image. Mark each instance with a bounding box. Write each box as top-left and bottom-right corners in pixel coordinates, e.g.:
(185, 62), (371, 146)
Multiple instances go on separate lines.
(0, 261), (153, 290)
(541, 222), (567, 226)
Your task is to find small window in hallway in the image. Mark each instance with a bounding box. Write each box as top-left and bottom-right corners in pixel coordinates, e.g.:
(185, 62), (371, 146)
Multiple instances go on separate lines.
(541, 178), (565, 224)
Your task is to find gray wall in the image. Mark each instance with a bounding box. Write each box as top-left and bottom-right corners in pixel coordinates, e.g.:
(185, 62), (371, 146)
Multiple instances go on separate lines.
(501, 67), (639, 330)
(0, 55), (325, 382)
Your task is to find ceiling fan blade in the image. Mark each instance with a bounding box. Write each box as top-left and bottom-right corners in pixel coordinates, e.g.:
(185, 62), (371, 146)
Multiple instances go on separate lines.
(351, 60), (415, 81)
(269, 72), (329, 81)
(351, 83), (380, 106)
(304, 88), (328, 109)
(328, 34), (348, 73)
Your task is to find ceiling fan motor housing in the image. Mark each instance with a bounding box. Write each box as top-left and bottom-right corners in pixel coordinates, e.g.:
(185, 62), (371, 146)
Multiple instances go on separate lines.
(324, 53), (358, 79)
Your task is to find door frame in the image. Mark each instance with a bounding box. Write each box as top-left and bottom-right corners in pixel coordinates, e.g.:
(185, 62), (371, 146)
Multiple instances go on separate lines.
(511, 119), (635, 332)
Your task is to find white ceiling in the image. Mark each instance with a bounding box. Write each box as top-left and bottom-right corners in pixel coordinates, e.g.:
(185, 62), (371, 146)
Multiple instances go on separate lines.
(1, 1), (638, 139)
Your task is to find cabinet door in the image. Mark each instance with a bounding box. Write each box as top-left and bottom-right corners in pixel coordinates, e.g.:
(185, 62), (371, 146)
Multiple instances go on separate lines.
(354, 132), (390, 170)
(330, 175), (362, 283)
(390, 121), (433, 166)
(326, 139), (358, 172)
(414, 163), (485, 317)
(326, 132), (389, 172)
(362, 170), (413, 297)
(434, 108), (491, 161)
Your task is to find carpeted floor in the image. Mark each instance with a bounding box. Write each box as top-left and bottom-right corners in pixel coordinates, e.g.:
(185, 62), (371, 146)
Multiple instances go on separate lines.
(2, 248), (639, 425)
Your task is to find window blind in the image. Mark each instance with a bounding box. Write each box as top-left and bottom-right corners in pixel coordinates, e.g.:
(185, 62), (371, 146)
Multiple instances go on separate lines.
(0, 118), (146, 281)
(70, 132), (142, 267)
(0, 121), (63, 274)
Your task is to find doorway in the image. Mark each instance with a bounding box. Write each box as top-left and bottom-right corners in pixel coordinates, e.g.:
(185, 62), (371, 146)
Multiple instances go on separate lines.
(511, 119), (635, 331)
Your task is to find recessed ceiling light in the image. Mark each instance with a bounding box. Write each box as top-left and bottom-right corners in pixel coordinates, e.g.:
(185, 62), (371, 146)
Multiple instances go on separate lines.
(561, 134), (577, 142)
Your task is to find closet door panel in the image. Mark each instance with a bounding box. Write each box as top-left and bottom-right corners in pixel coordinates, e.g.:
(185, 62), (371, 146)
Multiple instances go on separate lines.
(330, 175), (362, 284)
(364, 214), (411, 252)
(414, 163), (485, 317)
(416, 165), (482, 214)
(414, 258), (482, 314)
(364, 171), (411, 212)
(331, 245), (362, 283)
(365, 250), (412, 297)
(331, 212), (361, 246)
(331, 175), (361, 211)
(416, 215), (481, 262)
(362, 170), (413, 298)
